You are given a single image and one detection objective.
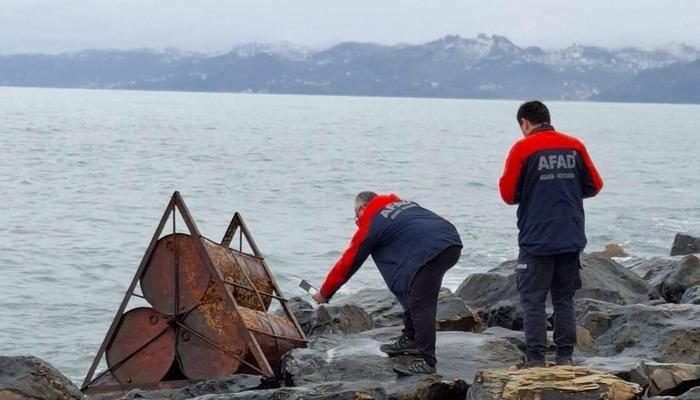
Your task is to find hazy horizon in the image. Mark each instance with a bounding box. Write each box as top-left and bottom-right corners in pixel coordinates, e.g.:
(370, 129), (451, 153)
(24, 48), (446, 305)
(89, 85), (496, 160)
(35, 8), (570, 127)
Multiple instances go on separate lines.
(2, 1), (700, 55)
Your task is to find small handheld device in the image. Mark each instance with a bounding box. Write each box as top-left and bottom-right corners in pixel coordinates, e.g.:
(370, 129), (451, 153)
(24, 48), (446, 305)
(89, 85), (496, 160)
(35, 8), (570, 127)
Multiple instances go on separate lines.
(299, 279), (318, 295)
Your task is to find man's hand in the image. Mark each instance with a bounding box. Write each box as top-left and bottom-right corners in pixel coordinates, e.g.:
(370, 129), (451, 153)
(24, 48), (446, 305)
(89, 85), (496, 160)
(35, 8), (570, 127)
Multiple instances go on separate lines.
(312, 291), (328, 304)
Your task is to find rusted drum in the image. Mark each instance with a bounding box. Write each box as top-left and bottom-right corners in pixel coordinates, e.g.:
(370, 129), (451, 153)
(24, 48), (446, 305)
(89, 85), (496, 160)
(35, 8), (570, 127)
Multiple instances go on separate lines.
(240, 308), (304, 371)
(177, 302), (248, 380)
(106, 308), (176, 385)
(202, 238), (274, 311)
(141, 233), (212, 315)
(178, 303), (303, 379)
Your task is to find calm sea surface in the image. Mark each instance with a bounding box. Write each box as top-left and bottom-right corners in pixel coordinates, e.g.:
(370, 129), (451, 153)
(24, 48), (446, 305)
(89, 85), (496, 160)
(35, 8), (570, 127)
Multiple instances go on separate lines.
(1, 87), (699, 381)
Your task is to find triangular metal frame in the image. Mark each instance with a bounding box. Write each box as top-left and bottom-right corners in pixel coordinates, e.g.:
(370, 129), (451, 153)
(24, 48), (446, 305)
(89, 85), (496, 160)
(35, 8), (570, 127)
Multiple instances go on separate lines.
(220, 212), (308, 344)
(81, 192), (303, 395)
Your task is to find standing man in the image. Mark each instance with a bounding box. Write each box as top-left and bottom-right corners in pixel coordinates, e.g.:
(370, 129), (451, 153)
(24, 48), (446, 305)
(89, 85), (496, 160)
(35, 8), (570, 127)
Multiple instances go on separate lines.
(499, 101), (603, 368)
(312, 192), (462, 376)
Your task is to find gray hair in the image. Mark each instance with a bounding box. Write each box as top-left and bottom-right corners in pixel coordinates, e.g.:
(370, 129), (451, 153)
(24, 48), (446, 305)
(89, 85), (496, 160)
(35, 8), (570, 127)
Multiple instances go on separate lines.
(355, 191), (378, 210)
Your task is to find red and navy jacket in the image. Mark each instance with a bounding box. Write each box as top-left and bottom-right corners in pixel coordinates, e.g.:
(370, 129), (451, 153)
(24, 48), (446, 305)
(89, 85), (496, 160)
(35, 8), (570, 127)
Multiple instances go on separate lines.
(499, 125), (603, 256)
(320, 194), (462, 307)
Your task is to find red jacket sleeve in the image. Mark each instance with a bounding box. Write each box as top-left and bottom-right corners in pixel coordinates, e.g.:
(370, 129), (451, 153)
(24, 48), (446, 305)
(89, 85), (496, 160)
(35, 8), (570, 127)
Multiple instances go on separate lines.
(499, 142), (524, 205)
(319, 224), (374, 300)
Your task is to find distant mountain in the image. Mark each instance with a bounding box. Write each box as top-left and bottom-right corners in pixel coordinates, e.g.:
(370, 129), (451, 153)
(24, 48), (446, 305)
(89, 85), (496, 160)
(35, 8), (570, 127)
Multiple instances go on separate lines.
(596, 58), (700, 103)
(1, 34), (698, 103)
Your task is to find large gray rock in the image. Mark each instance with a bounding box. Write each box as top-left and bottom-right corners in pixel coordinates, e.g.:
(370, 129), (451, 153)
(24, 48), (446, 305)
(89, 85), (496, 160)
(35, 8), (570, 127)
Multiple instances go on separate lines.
(576, 298), (700, 363)
(335, 289), (404, 328)
(336, 287), (483, 333)
(113, 375), (266, 400)
(277, 297), (373, 337)
(628, 255), (700, 303)
(456, 254), (658, 330)
(629, 361), (700, 397)
(671, 233), (700, 256)
(311, 304), (373, 336)
(0, 355), (82, 400)
(190, 378), (468, 400)
(189, 381), (387, 400)
(681, 286), (700, 305)
(281, 326), (523, 388)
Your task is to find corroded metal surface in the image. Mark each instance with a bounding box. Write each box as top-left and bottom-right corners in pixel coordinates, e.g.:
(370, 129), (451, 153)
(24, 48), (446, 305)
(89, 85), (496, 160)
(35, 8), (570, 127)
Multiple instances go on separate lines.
(105, 308), (176, 385)
(239, 308), (304, 371)
(141, 233), (211, 315)
(178, 302), (303, 379)
(177, 302), (247, 380)
(202, 238), (274, 311)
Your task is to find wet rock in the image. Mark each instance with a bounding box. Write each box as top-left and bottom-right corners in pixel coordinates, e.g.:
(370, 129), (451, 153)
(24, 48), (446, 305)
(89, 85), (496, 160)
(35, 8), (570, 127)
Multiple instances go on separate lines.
(277, 297), (373, 336)
(455, 269), (521, 330)
(114, 375), (266, 400)
(671, 233), (700, 256)
(628, 255), (700, 303)
(278, 296), (317, 335)
(467, 366), (642, 400)
(629, 361), (700, 397)
(436, 288), (484, 332)
(576, 356), (648, 381)
(336, 289), (404, 328)
(0, 355), (82, 400)
(281, 326), (522, 388)
(457, 254), (658, 330)
(681, 286), (700, 305)
(190, 381), (388, 400)
(336, 287), (483, 333)
(576, 298), (700, 363)
(311, 304), (373, 336)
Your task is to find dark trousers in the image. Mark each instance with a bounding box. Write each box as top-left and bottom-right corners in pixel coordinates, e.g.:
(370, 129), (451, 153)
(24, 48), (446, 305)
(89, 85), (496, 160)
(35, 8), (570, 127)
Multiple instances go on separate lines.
(402, 245), (462, 366)
(517, 250), (581, 362)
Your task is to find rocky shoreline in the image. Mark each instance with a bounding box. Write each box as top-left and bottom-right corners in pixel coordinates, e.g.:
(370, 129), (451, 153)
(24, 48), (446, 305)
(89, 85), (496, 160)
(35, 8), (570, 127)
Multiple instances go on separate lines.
(2, 233), (699, 399)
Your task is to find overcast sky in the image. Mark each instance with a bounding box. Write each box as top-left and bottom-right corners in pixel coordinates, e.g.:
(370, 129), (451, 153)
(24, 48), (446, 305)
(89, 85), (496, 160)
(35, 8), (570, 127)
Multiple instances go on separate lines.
(2, 0), (700, 54)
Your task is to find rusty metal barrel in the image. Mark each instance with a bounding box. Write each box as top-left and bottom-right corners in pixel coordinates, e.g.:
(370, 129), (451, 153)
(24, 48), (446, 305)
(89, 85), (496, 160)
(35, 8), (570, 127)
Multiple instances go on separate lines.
(141, 233), (275, 315)
(105, 308), (176, 385)
(178, 303), (303, 380)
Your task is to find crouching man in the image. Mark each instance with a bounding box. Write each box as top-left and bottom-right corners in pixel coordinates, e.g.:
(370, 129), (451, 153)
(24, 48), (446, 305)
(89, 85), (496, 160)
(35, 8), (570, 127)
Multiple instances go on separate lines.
(312, 191), (462, 375)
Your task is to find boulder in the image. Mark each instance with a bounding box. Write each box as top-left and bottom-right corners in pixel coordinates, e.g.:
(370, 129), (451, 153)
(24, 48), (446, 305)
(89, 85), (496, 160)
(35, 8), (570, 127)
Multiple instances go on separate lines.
(280, 296), (317, 335)
(467, 366), (642, 400)
(456, 254), (658, 330)
(576, 299), (700, 363)
(0, 355), (82, 400)
(336, 287), (483, 333)
(436, 288), (484, 332)
(681, 286), (700, 305)
(671, 233), (700, 256)
(281, 326), (523, 388)
(277, 297), (373, 337)
(335, 289), (404, 328)
(311, 304), (373, 336)
(189, 378), (468, 400)
(113, 375), (266, 400)
(629, 361), (700, 397)
(189, 381), (387, 400)
(628, 255), (700, 303)
(575, 356), (648, 381)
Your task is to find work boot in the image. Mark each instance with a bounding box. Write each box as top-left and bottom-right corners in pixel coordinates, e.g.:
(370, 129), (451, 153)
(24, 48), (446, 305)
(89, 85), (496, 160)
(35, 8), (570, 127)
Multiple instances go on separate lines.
(379, 334), (417, 356)
(393, 357), (436, 376)
(555, 356), (574, 366)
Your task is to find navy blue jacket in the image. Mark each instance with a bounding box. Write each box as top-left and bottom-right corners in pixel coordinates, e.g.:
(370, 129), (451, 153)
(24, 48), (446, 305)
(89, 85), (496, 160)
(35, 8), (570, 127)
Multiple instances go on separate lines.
(499, 126), (603, 255)
(320, 194), (462, 307)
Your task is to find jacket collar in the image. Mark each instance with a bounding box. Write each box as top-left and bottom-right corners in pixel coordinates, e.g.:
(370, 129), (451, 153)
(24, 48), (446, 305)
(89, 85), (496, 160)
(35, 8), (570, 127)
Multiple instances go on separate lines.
(529, 124), (555, 135)
(358, 194), (400, 226)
